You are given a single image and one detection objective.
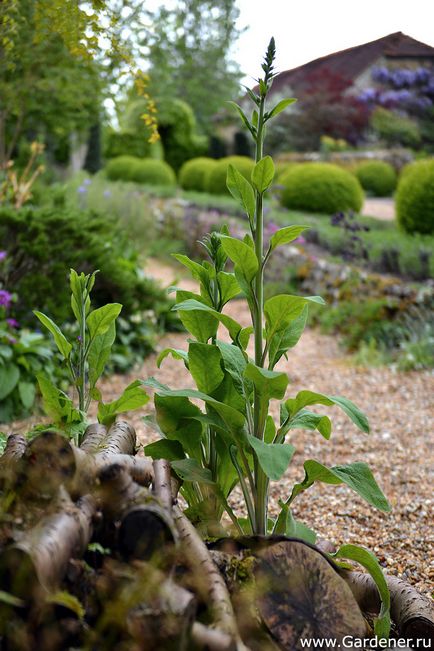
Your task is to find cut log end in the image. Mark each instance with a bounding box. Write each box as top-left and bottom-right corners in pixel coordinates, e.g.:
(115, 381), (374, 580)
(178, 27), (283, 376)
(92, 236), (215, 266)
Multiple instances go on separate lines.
(118, 506), (177, 561)
(255, 541), (367, 649)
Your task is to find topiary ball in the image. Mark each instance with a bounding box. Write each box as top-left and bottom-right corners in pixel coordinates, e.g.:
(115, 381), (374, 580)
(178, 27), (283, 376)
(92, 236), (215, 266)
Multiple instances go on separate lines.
(105, 155), (141, 182)
(396, 160), (434, 234)
(178, 157), (218, 192)
(355, 161), (397, 197)
(205, 156), (255, 195)
(279, 163), (364, 214)
(130, 159), (176, 186)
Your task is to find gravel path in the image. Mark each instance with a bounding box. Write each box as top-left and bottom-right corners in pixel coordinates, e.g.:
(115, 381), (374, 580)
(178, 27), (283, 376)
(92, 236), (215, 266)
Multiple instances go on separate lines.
(363, 198), (395, 221)
(100, 259), (433, 597)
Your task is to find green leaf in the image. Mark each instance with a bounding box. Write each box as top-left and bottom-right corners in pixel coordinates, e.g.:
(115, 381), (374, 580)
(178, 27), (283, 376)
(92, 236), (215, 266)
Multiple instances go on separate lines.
(171, 458), (214, 485)
(244, 363), (288, 401)
(285, 390), (369, 434)
(269, 225), (309, 252)
(219, 235), (259, 283)
(267, 97), (297, 120)
(144, 439), (185, 461)
(154, 393), (203, 458)
(332, 544), (391, 638)
(88, 321), (116, 389)
(251, 156), (275, 193)
(47, 591), (85, 620)
(87, 303), (122, 340)
(0, 590), (25, 608)
(247, 435), (295, 481)
(226, 164), (255, 220)
(287, 410), (332, 440)
(18, 381), (35, 410)
(273, 503), (317, 543)
(174, 297), (218, 343)
(172, 254), (211, 290)
(227, 101), (254, 134)
(157, 348), (189, 368)
(0, 363), (20, 400)
(36, 374), (81, 424)
(216, 340), (248, 393)
(291, 460), (391, 512)
(97, 380), (148, 427)
(217, 272), (241, 306)
(264, 294), (325, 345)
(188, 343), (224, 394)
(268, 306), (308, 369)
(174, 299), (242, 342)
(34, 311), (72, 360)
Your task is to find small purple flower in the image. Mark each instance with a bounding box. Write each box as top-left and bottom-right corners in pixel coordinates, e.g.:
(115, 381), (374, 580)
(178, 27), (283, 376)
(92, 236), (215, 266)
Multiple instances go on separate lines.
(0, 290), (12, 308)
(295, 235), (306, 245)
(77, 185), (87, 194)
(103, 189), (112, 198)
(77, 335), (83, 343)
(6, 318), (19, 329)
(83, 178), (92, 186)
(0, 251), (6, 262)
(265, 221), (279, 234)
(7, 336), (17, 345)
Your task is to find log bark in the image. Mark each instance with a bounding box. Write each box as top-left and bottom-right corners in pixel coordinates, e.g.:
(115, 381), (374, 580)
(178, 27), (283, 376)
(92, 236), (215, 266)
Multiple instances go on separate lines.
(79, 423), (108, 454)
(0, 433), (27, 490)
(0, 488), (96, 598)
(173, 505), (248, 650)
(191, 622), (237, 651)
(98, 463), (177, 562)
(153, 459), (173, 509)
(342, 570), (434, 640)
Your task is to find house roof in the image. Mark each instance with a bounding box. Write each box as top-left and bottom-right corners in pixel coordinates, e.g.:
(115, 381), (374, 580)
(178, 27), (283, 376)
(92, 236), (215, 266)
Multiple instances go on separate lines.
(266, 32), (434, 96)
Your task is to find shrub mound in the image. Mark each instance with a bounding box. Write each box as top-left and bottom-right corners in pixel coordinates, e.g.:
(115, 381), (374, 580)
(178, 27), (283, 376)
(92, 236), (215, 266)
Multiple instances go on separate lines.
(178, 157), (218, 192)
(0, 205), (173, 329)
(396, 160), (434, 235)
(105, 156), (176, 186)
(205, 156), (255, 195)
(355, 161), (397, 197)
(279, 163), (364, 214)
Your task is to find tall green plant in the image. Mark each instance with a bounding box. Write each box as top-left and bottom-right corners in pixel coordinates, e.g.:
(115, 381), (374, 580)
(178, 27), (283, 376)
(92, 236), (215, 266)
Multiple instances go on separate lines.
(143, 40), (391, 634)
(34, 269), (148, 445)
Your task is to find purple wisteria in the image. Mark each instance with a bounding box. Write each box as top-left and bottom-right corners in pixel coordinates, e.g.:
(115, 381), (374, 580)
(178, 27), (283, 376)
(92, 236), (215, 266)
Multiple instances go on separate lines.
(0, 290), (12, 308)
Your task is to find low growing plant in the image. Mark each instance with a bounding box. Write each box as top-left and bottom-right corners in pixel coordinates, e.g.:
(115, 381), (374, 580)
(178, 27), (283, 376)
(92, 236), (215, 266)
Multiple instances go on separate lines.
(143, 40), (391, 636)
(35, 269), (148, 445)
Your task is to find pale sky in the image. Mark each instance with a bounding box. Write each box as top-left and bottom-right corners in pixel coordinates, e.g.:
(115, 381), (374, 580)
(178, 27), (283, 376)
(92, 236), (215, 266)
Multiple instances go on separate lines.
(233, 0), (434, 84)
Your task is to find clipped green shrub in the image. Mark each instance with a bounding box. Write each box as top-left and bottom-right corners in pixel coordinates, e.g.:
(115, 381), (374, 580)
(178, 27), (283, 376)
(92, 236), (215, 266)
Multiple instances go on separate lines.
(396, 159), (434, 234)
(105, 156), (176, 186)
(205, 156), (255, 195)
(355, 161), (397, 197)
(279, 162), (364, 214)
(105, 155), (140, 182)
(178, 157), (218, 192)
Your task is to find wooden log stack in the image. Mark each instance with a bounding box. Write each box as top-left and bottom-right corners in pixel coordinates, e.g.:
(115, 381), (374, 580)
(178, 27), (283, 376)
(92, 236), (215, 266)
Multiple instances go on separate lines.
(0, 423), (432, 651)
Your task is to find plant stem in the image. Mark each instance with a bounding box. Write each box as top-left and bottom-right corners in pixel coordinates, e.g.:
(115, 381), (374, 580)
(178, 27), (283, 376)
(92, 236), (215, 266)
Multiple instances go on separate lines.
(252, 93), (268, 535)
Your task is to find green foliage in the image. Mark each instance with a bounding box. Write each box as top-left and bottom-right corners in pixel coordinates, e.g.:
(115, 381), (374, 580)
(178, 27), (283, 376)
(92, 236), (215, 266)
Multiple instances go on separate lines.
(355, 161), (397, 197)
(179, 158), (218, 192)
(105, 156), (176, 186)
(279, 163), (364, 214)
(35, 269), (148, 443)
(104, 129), (163, 161)
(396, 160), (434, 235)
(143, 41), (389, 580)
(143, 0), (242, 133)
(205, 156), (255, 195)
(371, 107), (421, 149)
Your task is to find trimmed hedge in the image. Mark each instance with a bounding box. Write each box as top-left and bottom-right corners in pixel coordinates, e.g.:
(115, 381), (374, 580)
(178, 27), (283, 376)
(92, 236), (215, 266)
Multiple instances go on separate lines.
(205, 156), (255, 195)
(396, 160), (434, 234)
(279, 163), (364, 214)
(355, 161), (397, 197)
(105, 156), (176, 186)
(178, 157), (218, 192)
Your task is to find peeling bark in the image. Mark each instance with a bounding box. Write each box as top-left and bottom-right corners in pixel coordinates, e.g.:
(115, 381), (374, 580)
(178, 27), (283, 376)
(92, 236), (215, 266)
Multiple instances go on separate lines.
(173, 506), (248, 650)
(0, 433), (27, 490)
(98, 463), (177, 561)
(79, 423), (108, 454)
(0, 488), (96, 598)
(342, 570), (434, 639)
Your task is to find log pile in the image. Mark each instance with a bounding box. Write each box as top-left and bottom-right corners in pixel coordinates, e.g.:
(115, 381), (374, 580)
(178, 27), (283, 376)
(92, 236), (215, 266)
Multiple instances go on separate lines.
(0, 423), (432, 651)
